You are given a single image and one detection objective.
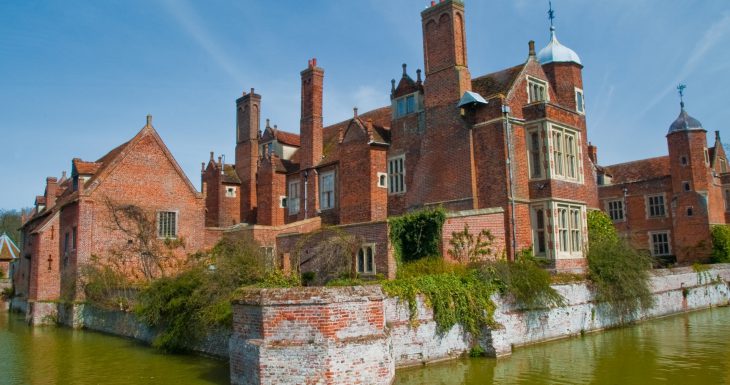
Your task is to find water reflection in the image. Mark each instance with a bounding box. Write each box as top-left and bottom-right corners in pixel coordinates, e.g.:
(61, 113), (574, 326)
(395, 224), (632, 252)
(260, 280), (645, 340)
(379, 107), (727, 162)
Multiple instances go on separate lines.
(394, 307), (730, 385)
(0, 311), (229, 385)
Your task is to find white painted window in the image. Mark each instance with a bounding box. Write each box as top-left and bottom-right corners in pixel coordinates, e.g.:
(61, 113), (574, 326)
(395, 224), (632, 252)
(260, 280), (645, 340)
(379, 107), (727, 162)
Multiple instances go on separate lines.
(377, 172), (387, 188)
(527, 77), (548, 103)
(607, 200), (624, 221)
(225, 186), (236, 198)
(288, 180), (300, 215)
(319, 171), (335, 210)
(531, 207), (547, 255)
(388, 155), (406, 194)
(575, 88), (585, 114)
(551, 126), (580, 181)
(650, 231), (671, 256)
(647, 195), (666, 218)
(557, 204), (583, 254)
(157, 211), (177, 239)
(528, 130), (543, 178)
(279, 196), (287, 209)
(356, 244), (376, 275)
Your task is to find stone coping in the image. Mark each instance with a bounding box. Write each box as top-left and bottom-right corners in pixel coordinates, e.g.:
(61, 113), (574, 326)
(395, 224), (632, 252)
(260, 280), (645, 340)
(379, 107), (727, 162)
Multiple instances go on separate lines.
(233, 285), (384, 306)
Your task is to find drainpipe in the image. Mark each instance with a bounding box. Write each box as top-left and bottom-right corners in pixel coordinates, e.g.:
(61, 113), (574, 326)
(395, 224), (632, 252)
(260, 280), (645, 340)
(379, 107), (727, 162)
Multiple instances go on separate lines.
(303, 170), (308, 219)
(503, 105), (518, 260)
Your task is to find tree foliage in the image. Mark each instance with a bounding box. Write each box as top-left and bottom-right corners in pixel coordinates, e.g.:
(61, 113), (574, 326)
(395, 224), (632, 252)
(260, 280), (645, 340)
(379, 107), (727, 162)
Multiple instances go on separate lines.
(389, 207), (446, 263)
(0, 209), (24, 245)
(710, 225), (730, 263)
(587, 210), (619, 245)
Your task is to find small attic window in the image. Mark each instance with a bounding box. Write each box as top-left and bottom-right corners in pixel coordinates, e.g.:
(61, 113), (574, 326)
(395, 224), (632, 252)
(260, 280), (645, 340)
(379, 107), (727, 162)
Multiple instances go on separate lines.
(394, 93), (420, 118)
(226, 186), (236, 198)
(575, 88), (585, 114)
(680, 156), (688, 166)
(377, 172), (387, 188)
(683, 182), (690, 192)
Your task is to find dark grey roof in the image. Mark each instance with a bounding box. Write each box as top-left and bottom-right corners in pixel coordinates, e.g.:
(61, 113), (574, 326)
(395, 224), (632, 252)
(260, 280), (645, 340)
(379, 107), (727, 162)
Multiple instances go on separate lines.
(668, 103), (704, 134)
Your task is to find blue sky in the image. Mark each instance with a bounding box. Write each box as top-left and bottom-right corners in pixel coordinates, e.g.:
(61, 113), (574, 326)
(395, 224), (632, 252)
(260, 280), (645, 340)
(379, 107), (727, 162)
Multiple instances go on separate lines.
(1, 0), (729, 211)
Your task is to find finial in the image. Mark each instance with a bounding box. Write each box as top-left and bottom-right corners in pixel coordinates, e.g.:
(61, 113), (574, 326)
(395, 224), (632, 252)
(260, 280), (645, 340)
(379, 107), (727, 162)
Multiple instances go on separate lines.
(250, 87), (255, 95)
(146, 114), (152, 127)
(210, 151), (214, 161)
(266, 118), (270, 128)
(353, 107), (358, 117)
(677, 84), (687, 109)
(528, 40), (536, 56)
(416, 69), (422, 83)
(402, 63), (407, 77)
(391, 79), (396, 93)
(548, 0), (555, 29)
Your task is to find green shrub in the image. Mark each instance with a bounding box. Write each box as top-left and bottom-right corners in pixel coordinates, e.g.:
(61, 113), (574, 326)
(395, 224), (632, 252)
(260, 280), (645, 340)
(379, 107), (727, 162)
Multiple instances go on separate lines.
(481, 250), (565, 310)
(587, 210), (619, 245)
(1, 286), (13, 300)
(587, 238), (654, 322)
(81, 261), (137, 311)
(710, 225), (730, 263)
(396, 256), (467, 279)
(447, 224), (496, 263)
(382, 267), (497, 336)
(389, 207), (446, 263)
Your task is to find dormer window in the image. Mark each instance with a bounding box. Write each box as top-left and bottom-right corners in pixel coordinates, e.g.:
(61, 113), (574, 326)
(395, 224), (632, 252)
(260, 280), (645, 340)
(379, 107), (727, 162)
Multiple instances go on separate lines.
(393, 92), (421, 118)
(527, 77), (548, 103)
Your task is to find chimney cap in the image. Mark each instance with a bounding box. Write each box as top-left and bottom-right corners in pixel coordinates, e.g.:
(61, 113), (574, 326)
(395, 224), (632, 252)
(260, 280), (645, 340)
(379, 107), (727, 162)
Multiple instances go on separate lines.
(145, 114), (153, 128)
(528, 40), (536, 56)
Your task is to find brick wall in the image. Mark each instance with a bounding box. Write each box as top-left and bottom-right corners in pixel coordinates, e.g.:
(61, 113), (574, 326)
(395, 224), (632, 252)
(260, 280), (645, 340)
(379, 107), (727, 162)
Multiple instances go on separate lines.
(441, 208), (506, 261)
(230, 286), (394, 385)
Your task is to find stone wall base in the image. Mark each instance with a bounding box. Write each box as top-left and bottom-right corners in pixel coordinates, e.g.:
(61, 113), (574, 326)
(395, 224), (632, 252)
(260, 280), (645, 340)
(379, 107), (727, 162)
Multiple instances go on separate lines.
(26, 301), (58, 325)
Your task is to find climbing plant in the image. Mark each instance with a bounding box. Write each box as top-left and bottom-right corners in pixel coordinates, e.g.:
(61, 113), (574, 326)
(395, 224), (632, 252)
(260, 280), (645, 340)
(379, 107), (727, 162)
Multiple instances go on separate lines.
(388, 207), (446, 263)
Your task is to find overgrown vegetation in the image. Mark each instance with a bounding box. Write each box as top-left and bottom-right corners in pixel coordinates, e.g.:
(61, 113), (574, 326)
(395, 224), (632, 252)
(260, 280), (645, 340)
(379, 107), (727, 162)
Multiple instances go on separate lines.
(710, 225), (730, 263)
(133, 236), (296, 352)
(81, 259), (137, 311)
(389, 207), (446, 263)
(382, 258), (497, 336)
(448, 224), (496, 264)
(586, 210), (654, 322)
(482, 250), (565, 310)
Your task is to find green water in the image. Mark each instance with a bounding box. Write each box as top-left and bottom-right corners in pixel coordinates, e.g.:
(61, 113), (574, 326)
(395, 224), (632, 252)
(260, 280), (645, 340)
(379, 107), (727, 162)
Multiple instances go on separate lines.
(0, 310), (229, 385)
(394, 306), (730, 385)
(2, 307), (730, 385)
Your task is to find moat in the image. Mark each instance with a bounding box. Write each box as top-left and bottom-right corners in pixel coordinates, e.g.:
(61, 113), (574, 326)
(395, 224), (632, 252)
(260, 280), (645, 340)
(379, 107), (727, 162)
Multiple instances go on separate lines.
(2, 306), (730, 385)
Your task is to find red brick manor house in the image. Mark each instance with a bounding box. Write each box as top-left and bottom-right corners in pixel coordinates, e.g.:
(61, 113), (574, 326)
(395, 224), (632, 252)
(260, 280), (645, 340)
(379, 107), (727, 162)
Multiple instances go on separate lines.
(13, 0), (727, 324)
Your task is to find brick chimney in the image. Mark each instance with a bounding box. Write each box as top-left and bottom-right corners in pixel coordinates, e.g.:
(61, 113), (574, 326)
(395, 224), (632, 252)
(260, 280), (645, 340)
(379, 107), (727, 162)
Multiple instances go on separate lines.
(587, 142), (597, 164)
(45, 177), (58, 208)
(300, 58), (324, 169)
(421, 0), (471, 107)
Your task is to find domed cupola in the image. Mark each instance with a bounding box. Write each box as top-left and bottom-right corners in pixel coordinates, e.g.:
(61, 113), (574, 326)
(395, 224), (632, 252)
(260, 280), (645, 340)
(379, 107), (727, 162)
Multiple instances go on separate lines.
(537, 26), (582, 66)
(668, 85), (704, 134)
(668, 102), (704, 134)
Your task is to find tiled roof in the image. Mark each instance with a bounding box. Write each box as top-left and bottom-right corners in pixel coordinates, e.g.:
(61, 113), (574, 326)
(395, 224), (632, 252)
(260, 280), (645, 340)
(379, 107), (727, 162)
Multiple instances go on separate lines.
(0, 233), (20, 261)
(222, 164), (241, 184)
(275, 130), (301, 147)
(72, 158), (101, 175)
(603, 156), (670, 184)
(471, 64), (524, 98)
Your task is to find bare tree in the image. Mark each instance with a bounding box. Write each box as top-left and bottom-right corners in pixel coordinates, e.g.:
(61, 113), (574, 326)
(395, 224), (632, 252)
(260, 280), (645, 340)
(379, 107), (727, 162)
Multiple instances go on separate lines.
(292, 227), (363, 285)
(448, 224), (496, 264)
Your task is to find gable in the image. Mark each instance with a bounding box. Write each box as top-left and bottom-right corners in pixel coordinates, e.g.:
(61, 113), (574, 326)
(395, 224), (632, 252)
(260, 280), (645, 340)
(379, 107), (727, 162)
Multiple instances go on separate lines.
(342, 120), (367, 144)
(506, 59), (556, 104)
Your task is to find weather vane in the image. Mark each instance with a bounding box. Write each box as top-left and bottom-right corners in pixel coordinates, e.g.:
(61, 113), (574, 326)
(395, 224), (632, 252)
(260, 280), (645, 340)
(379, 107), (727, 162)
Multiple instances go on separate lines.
(548, 0), (555, 28)
(677, 84), (686, 107)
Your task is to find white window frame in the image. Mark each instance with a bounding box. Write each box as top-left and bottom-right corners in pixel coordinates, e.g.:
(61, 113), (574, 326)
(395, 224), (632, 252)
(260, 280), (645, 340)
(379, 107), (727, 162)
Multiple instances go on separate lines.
(527, 76), (549, 103)
(606, 199), (625, 222)
(377, 172), (387, 188)
(225, 186), (237, 198)
(527, 127), (544, 179)
(388, 155), (406, 195)
(555, 203), (584, 257)
(288, 179), (300, 215)
(549, 124), (582, 183)
(157, 211), (178, 239)
(531, 205), (548, 257)
(319, 171), (335, 211)
(575, 88), (585, 114)
(646, 194), (666, 218)
(649, 231), (671, 257)
(279, 196), (287, 209)
(356, 244), (376, 275)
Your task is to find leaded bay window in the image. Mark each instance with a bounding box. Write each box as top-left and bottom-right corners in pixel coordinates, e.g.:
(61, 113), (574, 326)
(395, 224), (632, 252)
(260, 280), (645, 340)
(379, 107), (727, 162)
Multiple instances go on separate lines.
(388, 155), (406, 194)
(157, 211), (177, 239)
(531, 207), (547, 255)
(319, 171), (335, 210)
(550, 125), (581, 182)
(529, 131), (542, 178)
(556, 204), (583, 255)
